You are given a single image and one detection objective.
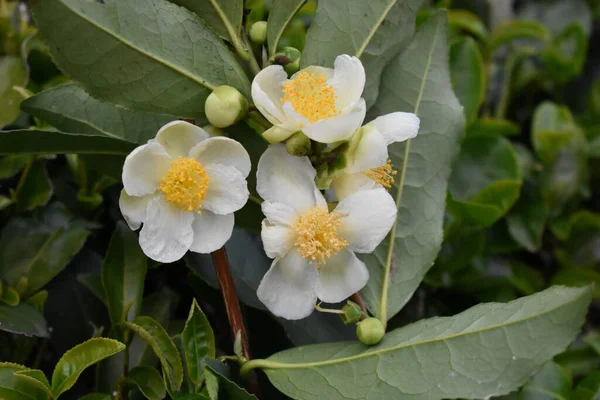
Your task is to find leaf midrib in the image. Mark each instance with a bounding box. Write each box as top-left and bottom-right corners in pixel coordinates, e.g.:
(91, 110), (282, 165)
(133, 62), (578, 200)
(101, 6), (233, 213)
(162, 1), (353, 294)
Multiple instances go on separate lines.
(268, 0), (307, 55)
(60, 0), (216, 90)
(355, 0), (398, 58)
(265, 289), (586, 370)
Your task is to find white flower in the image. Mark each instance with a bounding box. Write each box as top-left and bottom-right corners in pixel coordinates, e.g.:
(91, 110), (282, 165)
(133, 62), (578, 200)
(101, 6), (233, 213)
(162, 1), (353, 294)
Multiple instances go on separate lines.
(119, 121), (251, 263)
(329, 112), (420, 200)
(256, 145), (397, 320)
(251, 54), (366, 144)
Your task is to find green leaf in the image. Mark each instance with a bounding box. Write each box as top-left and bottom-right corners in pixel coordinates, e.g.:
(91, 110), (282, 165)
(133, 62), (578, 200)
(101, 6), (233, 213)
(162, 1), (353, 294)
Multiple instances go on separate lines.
(532, 101), (579, 164)
(0, 155), (29, 179)
(519, 362), (572, 400)
(124, 316), (184, 390)
(0, 196), (13, 211)
(0, 303), (49, 337)
(506, 180), (549, 252)
(13, 369), (52, 398)
(467, 118), (520, 137)
(0, 363), (49, 400)
(519, 0), (592, 37)
(552, 268), (600, 298)
(448, 9), (488, 43)
(489, 20), (551, 52)
(205, 366), (257, 400)
(0, 130), (136, 155)
(15, 159), (53, 211)
(30, 0), (250, 119)
(169, 0), (243, 44)
(126, 365), (166, 400)
(256, 285), (592, 400)
(555, 211), (600, 268)
(301, 0), (422, 107)
(80, 394), (112, 400)
(361, 11), (464, 321)
(51, 338), (126, 398)
(267, 0), (306, 55)
(77, 272), (107, 305)
(450, 37), (485, 123)
(573, 371), (600, 399)
(542, 23), (588, 84)
(0, 56), (26, 127)
(21, 83), (175, 144)
(102, 222), (147, 325)
(181, 299), (216, 386)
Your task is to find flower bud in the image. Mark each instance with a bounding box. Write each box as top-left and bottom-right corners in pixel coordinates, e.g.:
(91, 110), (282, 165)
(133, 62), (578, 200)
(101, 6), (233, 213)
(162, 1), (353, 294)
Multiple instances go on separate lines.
(205, 85), (248, 128)
(202, 125), (226, 137)
(356, 318), (385, 345)
(249, 21), (267, 45)
(285, 132), (311, 157)
(263, 125), (295, 144)
(271, 47), (301, 75)
(339, 301), (363, 325)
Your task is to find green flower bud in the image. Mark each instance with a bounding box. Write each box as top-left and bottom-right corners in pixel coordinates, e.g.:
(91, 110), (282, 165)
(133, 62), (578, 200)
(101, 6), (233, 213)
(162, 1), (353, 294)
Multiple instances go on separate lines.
(271, 47), (301, 75)
(339, 301), (363, 325)
(202, 124), (226, 137)
(249, 21), (267, 45)
(356, 318), (385, 345)
(286, 132), (311, 157)
(205, 85), (248, 128)
(263, 125), (294, 143)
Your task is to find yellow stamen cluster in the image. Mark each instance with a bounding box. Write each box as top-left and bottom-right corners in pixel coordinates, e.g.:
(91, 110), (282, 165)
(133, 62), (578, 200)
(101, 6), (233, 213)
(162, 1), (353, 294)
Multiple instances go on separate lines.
(158, 157), (210, 213)
(281, 72), (339, 123)
(364, 159), (397, 188)
(293, 207), (348, 265)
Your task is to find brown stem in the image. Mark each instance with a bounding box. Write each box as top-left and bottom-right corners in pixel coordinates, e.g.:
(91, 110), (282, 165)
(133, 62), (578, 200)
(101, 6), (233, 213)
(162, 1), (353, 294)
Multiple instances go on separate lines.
(351, 292), (368, 314)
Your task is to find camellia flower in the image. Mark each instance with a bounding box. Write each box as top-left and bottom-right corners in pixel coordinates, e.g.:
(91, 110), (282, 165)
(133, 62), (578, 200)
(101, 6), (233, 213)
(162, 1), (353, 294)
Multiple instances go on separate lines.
(256, 145), (397, 320)
(119, 121), (250, 263)
(328, 112), (420, 200)
(251, 54), (366, 144)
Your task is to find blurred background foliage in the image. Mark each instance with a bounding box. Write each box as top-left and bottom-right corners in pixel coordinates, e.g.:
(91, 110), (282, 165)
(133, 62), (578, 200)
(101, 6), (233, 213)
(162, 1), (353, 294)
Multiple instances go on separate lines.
(2, 0), (600, 398)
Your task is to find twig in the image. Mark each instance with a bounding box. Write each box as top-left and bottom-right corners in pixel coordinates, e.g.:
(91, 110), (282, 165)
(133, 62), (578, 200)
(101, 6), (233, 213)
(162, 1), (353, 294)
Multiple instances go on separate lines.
(351, 292), (368, 314)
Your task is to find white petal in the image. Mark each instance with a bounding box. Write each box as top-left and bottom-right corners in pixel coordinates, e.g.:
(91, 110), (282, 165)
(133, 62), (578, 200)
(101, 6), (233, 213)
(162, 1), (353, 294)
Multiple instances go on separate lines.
(203, 164), (249, 215)
(262, 201), (298, 226)
(302, 98), (366, 143)
(316, 250), (369, 303)
(261, 223), (296, 259)
(119, 189), (154, 230)
(366, 112), (420, 145)
(139, 197), (194, 263)
(283, 102), (310, 129)
(336, 188), (397, 253)
(330, 173), (378, 201)
(257, 249), (317, 320)
(328, 55), (366, 110)
(156, 120), (209, 158)
(122, 142), (171, 197)
(189, 211), (234, 254)
(256, 145), (317, 213)
(346, 127), (388, 174)
(189, 137), (251, 177)
(251, 65), (288, 125)
(293, 65), (334, 80)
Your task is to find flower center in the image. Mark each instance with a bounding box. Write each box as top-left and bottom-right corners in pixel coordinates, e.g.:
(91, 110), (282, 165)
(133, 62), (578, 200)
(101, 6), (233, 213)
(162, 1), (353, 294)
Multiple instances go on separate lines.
(281, 72), (340, 123)
(158, 157), (210, 213)
(363, 159), (397, 188)
(293, 207), (348, 265)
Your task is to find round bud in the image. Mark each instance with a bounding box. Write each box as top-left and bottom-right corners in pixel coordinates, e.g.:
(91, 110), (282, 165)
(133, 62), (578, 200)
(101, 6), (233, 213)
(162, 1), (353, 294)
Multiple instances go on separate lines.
(271, 47), (302, 75)
(262, 125), (295, 144)
(356, 318), (385, 345)
(340, 301), (363, 325)
(285, 132), (311, 156)
(249, 21), (267, 45)
(202, 125), (226, 137)
(205, 85), (248, 128)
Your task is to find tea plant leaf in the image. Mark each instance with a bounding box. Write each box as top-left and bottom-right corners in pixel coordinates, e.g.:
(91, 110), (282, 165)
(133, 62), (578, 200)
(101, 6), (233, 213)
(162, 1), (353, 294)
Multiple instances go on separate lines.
(0, 303), (49, 337)
(267, 0), (306, 55)
(253, 285), (591, 400)
(169, 0), (244, 44)
(126, 365), (166, 400)
(181, 299), (215, 386)
(0, 363), (49, 400)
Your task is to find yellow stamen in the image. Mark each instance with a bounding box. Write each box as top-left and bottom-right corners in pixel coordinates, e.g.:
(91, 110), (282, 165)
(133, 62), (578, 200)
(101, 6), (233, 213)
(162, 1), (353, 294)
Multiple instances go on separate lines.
(159, 157), (210, 213)
(293, 207), (348, 265)
(281, 72), (339, 123)
(364, 159), (397, 188)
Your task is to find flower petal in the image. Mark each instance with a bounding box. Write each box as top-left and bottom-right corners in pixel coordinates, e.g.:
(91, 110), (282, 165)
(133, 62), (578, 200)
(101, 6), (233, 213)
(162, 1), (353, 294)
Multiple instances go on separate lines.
(366, 112), (420, 145)
(328, 55), (366, 110)
(262, 201), (298, 226)
(257, 145), (318, 213)
(189, 137), (251, 177)
(330, 172), (378, 201)
(293, 65), (334, 80)
(316, 250), (369, 303)
(119, 189), (154, 230)
(189, 211), (234, 254)
(156, 120), (209, 158)
(282, 101), (310, 129)
(336, 188), (397, 253)
(302, 98), (366, 143)
(122, 142), (171, 196)
(251, 65), (288, 125)
(257, 249), (317, 320)
(203, 164), (249, 215)
(346, 127), (388, 174)
(261, 223), (296, 259)
(139, 197), (194, 263)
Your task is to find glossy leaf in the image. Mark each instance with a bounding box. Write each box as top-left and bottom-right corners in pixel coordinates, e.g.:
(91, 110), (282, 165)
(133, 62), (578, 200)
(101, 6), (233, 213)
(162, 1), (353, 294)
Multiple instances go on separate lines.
(205, 365), (257, 400)
(0, 362), (49, 400)
(127, 365), (166, 400)
(124, 316), (184, 390)
(467, 118), (520, 137)
(169, 0), (243, 44)
(542, 23), (588, 84)
(301, 0), (422, 107)
(361, 12), (464, 321)
(573, 371), (600, 399)
(506, 180), (549, 252)
(51, 338), (126, 398)
(489, 20), (551, 52)
(181, 299), (215, 386)
(0, 286), (19, 306)
(519, 361), (572, 399)
(102, 222), (147, 325)
(267, 0), (306, 55)
(450, 37), (485, 123)
(21, 84), (175, 144)
(30, 0), (251, 119)
(448, 9), (488, 43)
(532, 101), (579, 164)
(258, 286), (591, 400)
(15, 159), (53, 211)
(0, 56), (26, 127)
(0, 155), (29, 179)
(555, 211), (600, 269)
(0, 303), (49, 337)
(13, 369), (52, 398)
